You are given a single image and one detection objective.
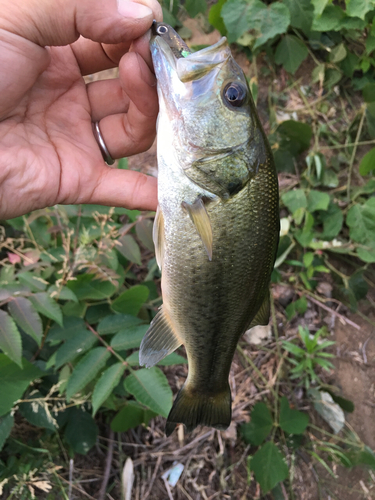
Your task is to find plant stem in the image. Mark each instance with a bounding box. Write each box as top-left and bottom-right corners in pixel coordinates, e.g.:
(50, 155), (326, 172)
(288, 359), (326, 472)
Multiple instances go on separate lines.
(347, 106), (366, 200)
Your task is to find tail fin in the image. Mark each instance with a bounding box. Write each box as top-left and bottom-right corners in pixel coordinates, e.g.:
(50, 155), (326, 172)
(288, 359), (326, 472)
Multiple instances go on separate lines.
(165, 383), (232, 436)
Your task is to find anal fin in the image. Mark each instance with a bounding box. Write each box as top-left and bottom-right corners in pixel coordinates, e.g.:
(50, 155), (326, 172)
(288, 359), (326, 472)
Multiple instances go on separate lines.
(247, 293), (270, 330)
(153, 206), (165, 270)
(139, 306), (182, 368)
(182, 198), (213, 261)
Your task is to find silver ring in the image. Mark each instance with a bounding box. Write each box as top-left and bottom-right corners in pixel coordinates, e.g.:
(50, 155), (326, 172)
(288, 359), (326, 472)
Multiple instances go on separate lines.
(92, 121), (115, 165)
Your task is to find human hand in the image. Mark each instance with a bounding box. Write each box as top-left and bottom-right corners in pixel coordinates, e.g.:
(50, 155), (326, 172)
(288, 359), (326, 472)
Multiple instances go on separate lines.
(0, 0), (161, 220)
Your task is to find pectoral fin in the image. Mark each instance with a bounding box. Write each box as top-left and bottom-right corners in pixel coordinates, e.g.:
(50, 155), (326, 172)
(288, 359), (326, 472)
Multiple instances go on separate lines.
(139, 306), (182, 368)
(153, 207), (165, 270)
(182, 198), (213, 261)
(247, 293), (270, 330)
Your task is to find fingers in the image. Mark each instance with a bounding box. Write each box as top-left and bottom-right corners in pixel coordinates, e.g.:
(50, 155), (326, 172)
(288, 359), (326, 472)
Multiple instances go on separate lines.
(0, 0), (162, 47)
(87, 167), (158, 211)
(71, 39), (132, 75)
(95, 51), (158, 157)
(87, 79), (130, 122)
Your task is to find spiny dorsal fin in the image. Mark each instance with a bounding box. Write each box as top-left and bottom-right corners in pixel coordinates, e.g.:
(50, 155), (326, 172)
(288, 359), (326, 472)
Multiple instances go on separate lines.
(247, 293), (270, 330)
(139, 306), (182, 368)
(182, 198), (213, 261)
(153, 207), (165, 270)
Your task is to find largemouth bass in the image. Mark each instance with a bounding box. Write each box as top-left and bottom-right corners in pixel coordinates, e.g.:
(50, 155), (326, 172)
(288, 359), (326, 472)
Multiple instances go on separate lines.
(139, 22), (279, 436)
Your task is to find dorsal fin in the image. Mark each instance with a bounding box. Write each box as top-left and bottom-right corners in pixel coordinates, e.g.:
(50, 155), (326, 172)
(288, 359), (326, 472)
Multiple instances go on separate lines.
(182, 198), (213, 261)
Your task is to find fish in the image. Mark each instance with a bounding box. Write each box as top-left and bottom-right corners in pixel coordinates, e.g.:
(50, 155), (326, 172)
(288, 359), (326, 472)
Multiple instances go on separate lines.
(139, 21), (279, 436)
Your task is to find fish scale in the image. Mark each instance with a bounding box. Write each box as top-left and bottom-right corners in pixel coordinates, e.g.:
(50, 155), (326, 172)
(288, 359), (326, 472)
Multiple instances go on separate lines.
(139, 22), (279, 435)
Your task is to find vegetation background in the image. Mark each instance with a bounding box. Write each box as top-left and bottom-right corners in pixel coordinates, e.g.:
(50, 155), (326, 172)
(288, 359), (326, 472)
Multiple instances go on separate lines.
(0, 0), (375, 498)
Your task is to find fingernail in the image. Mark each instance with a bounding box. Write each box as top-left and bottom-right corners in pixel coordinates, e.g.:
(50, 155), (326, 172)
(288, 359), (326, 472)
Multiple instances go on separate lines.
(117, 0), (153, 18)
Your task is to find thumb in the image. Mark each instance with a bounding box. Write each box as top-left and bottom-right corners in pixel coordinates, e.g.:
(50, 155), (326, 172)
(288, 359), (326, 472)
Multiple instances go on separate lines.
(0, 0), (162, 46)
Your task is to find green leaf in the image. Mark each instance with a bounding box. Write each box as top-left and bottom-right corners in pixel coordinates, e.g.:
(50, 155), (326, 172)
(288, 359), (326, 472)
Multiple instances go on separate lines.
(8, 297), (43, 345)
(62, 300), (87, 318)
(277, 120), (312, 153)
(111, 401), (156, 432)
(18, 391), (56, 431)
(281, 189), (307, 215)
(66, 347), (111, 401)
(311, 0), (329, 16)
(307, 190), (330, 212)
(185, 0), (207, 18)
(111, 324), (149, 351)
(349, 271), (368, 301)
(249, 441), (289, 493)
(116, 235), (142, 265)
(29, 292), (63, 326)
(47, 317), (86, 343)
(54, 330), (97, 369)
(0, 354), (44, 417)
(346, 198), (375, 244)
(92, 363), (125, 415)
(97, 314), (144, 335)
(279, 396), (309, 434)
(17, 271), (47, 292)
(329, 43), (347, 64)
(282, 341), (306, 357)
(345, 0), (372, 19)
(66, 274), (117, 300)
(124, 367), (173, 417)
(0, 310), (22, 367)
(125, 350), (187, 367)
(135, 219), (155, 252)
(251, 2), (291, 50)
(275, 35), (308, 74)
(64, 408), (98, 455)
(320, 202), (343, 240)
(241, 402), (273, 446)
(208, 0), (227, 34)
(111, 285), (149, 316)
(312, 5), (345, 31)
(359, 147), (375, 175)
(221, 0), (254, 43)
(282, 0), (314, 33)
(48, 285), (78, 302)
(0, 413), (14, 452)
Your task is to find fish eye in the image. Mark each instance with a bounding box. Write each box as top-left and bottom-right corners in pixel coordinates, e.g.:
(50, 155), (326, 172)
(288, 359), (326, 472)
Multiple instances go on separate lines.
(157, 25), (168, 35)
(223, 82), (247, 108)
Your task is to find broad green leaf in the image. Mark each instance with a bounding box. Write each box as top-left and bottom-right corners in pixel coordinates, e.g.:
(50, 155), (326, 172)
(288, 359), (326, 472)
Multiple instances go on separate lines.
(282, 0), (314, 33)
(311, 0), (329, 16)
(307, 190), (330, 212)
(124, 367), (173, 417)
(92, 363), (125, 415)
(66, 347), (111, 401)
(0, 310), (22, 367)
(111, 325), (149, 351)
(221, 0), (254, 43)
(208, 0), (227, 34)
(0, 354), (44, 417)
(116, 235), (142, 265)
(97, 314), (144, 335)
(251, 2), (291, 50)
(359, 147), (375, 175)
(345, 445), (375, 468)
(8, 297), (43, 345)
(250, 442), (289, 493)
(111, 401), (156, 432)
(312, 5), (345, 31)
(320, 202), (343, 240)
(54, 330), (97, 369)
(185, 0), (207, 18)
(85, 303), (112, 324)
(62, 300), (87, 318)
(47, 317), (86, 343)
(64, 408), (98, 455)
(308, 389), (345, 434)
(0, 413), (14, 451)
(125, 350), (188, 367)
(346, 198), (375, 245)
(363, 83), (375, 103)
(18, 391), (56, 431)
(349, 271), (368, 301)
(48, 285), (78, 302)
(277, 120), (312, 153)
(357, 244), (375, 263)
(345, 0), (373, 19)
(29, 292), (63, 326)
(111, 285), (149, 316)
(17, 271), (47, 292)
(329, 43), (347, 64)
(275, 35), (308, 74)
(324, 68), (342, 88)
(66, 274), (117, 300)
(241, 402), (273, 446)
(281, 189), (307, 215)
(279, 397), (309, 434)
